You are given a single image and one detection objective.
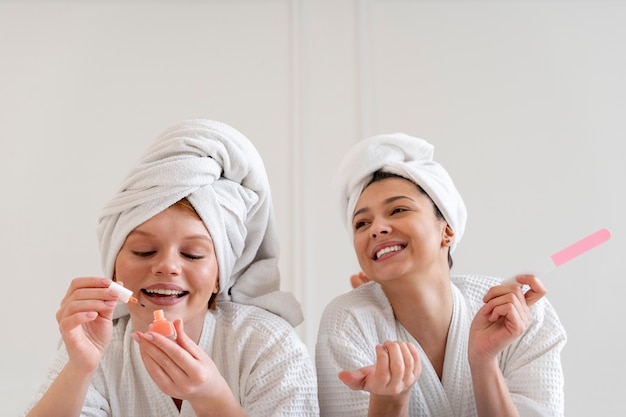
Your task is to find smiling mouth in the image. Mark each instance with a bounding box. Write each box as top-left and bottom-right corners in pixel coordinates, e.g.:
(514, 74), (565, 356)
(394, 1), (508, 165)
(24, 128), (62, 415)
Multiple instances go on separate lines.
(374, 245), (405, 260)
(142, 289), (189, 298)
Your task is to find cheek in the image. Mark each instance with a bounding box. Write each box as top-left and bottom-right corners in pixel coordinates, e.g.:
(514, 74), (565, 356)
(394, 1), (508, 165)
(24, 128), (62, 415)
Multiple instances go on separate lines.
(193, 262), (219, 291)
(113, 255), (144, 285)
(353, 233), (367, 250)
(353, 235), (371, 262)
(114, 254), (133, 275)
(115, 252), (140, 271)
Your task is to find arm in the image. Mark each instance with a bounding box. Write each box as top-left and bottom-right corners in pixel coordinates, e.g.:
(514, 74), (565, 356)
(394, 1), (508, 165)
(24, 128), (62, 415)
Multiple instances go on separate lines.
(469, 274), (565, 417)
(26, 278), (118, 417)
(25, 362), (97, 417)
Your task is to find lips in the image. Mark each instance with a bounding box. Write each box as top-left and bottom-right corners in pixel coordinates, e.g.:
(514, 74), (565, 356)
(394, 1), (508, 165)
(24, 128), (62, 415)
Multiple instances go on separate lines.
(141, 285), (189, 305)
(371, 243), (406, 260)
(142, 288), (188, 297)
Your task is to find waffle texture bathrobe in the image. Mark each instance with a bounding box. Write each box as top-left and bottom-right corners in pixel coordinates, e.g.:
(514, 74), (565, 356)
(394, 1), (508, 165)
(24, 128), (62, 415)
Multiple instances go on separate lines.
(28, 302), (318, 417)
(316, 277), (566, 417)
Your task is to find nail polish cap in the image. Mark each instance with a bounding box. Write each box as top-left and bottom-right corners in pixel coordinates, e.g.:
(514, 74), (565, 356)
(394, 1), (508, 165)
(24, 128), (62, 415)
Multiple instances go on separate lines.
(153, 309), (166, 321)
(108, 281), (133, 303)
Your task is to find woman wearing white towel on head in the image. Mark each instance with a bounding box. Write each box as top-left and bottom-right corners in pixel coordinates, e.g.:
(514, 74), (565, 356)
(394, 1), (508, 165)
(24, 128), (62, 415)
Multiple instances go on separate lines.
(316, 133), (566, 417)
(24, 119), (319, 417)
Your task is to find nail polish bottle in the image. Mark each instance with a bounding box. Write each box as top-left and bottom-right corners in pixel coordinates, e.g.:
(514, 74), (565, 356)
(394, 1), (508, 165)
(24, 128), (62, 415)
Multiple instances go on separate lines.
(149, 309), (177, 339)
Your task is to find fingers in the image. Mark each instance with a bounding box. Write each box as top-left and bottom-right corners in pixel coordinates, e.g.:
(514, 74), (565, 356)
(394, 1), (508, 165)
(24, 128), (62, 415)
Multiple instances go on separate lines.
(343, 341), (420, 396)
(171, 320), (203, 361)
(60, 278), (114, 303)
(133, 320), (208, 390)
(384, 341), (420, 392)
(133, 332), (185, 385)
(57, 310), (100, 333)
(484, 289), (530, 327)
(350, 271), (370, 289)
(515, 274), (548, 306)
(487, 299), (530, 332)
(486, 275), (547, 307)
(57, 278), (118, 325)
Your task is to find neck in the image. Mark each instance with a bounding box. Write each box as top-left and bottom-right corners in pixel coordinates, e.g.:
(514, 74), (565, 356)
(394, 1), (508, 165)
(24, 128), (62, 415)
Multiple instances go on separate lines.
(381, 273), (453, 379)
(182, 313), (207, 344)
(383, 275), (453, 326)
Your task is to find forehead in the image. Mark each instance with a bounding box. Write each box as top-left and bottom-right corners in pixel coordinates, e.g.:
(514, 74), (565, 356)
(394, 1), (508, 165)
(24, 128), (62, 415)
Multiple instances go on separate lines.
(363, 176), (418, 197)
(355, 177), (427, 209)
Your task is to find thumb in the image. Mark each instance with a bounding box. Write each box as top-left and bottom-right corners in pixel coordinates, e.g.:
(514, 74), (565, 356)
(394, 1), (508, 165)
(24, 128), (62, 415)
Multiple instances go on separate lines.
(172, 319), (202, 356)
(338, 366), (373, 391)
(173, 319), (186, 343)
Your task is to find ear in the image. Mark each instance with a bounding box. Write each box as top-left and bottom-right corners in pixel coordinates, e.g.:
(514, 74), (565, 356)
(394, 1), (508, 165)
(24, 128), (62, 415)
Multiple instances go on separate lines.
(442, 224), (455, 247)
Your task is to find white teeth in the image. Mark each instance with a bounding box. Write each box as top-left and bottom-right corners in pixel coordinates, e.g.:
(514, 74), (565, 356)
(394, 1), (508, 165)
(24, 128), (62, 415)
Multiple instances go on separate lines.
(144, 289), (184, 296)
(376, 245), (403, 260)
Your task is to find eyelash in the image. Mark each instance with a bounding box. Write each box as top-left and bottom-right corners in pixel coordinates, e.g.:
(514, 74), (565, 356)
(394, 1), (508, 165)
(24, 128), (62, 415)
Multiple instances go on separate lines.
(131, 251), (204, 260)
(353, 207), (408, 230)
(132, 251), (155, 257)
(184, 253), (204, 260)
(354, 221), (367, 230)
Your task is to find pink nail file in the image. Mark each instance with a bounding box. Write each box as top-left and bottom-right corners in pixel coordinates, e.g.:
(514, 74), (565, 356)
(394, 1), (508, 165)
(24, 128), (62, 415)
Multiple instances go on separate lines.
(503, 228), (612, 285)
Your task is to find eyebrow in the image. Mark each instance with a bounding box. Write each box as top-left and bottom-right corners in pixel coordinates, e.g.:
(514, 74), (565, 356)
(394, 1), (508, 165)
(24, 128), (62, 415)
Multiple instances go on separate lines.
(352, 195), (415, 220)
(127, 229), (213, 242)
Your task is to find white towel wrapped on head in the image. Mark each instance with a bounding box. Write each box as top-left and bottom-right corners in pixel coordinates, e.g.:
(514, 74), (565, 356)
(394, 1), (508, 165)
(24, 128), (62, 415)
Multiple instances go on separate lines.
(97, 119), (303, 327)
(335, 133), (467, 253)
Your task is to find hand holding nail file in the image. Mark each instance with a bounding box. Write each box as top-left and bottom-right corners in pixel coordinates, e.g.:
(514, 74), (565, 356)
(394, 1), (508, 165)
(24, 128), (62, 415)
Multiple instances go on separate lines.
(503, 228), (612, 285)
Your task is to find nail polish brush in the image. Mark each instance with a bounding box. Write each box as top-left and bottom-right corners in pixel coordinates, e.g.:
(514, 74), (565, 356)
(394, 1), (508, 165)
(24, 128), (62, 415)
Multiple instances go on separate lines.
(109, 281), (146, 307)
(503, 228), (612, 285)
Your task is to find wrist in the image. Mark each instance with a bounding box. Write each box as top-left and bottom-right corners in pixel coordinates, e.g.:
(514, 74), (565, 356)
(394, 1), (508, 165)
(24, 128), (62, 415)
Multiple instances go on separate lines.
(189, 380), (247, 417)
(368, 391), (411, 417)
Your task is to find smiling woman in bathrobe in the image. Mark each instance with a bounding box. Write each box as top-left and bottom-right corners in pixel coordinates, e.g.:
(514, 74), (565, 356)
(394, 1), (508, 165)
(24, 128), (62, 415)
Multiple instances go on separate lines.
(316, 133), (566, 417)
(23, 119), (319, 417)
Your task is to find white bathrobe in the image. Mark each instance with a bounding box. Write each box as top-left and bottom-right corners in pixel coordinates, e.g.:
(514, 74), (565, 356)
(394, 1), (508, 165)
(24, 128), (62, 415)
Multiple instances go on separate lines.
(26, 302), (319, 417)
(316, 276), (566, 417)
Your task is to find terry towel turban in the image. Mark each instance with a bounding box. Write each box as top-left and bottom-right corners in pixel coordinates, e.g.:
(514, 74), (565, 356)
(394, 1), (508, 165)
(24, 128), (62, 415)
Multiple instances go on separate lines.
(335, 133), (467, 253)
(97, 119), (303, 327)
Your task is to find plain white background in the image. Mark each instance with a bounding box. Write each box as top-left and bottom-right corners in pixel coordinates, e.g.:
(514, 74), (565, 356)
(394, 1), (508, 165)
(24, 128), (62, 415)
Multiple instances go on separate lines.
(1, 1), (624, 415)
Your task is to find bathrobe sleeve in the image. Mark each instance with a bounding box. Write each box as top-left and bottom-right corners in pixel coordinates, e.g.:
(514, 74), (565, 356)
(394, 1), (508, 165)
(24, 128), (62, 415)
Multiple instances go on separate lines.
(316, 283), (399, 417)
(456, 274), (567, 417)
(498, 296), (567, 416)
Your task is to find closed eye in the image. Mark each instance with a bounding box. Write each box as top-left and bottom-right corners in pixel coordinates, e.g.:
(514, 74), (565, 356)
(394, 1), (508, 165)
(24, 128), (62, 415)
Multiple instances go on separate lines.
(182, 253), (205, 260)
(132, 251), (155, 257)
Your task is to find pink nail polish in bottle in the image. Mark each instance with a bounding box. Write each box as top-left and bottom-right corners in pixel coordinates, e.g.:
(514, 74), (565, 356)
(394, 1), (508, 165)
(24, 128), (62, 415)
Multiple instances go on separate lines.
(149, 309), (177, 339)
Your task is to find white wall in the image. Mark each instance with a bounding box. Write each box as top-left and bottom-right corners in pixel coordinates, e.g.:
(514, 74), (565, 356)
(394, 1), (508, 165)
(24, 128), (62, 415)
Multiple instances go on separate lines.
(2, 1), (624, 415)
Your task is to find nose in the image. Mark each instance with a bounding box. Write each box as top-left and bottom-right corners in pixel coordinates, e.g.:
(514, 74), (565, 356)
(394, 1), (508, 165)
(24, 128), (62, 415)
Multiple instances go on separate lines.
(370, 218), (390, 239)
(151, 249), (182, 277)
